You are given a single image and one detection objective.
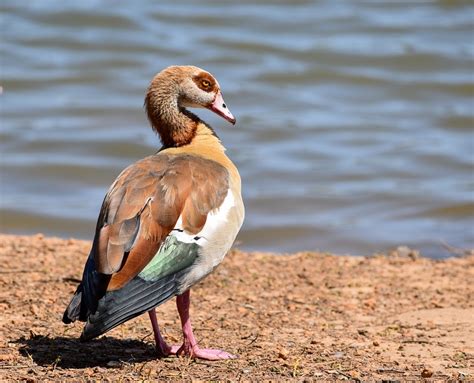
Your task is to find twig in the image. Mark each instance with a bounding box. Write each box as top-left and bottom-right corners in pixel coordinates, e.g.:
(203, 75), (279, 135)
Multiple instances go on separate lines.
(140, 331), (152, 342)
(245, 333), (259, 346)
(377, 368), (405, 374)
(402, 339), (430, 344)
(440, 241), (473, 257)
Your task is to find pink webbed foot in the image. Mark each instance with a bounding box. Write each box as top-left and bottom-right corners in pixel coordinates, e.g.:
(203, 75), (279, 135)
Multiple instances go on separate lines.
(148, 291), (236, 360)
(148, 308), (236, 360)
(173, 290), (237, 361)
(155, 343), (172, 358)
(174, 344), (236, 360)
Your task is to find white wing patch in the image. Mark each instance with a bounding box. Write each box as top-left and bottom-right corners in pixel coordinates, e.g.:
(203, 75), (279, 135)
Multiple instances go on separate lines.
(170, 189), (240, 293)
(172, 190), (235, 245)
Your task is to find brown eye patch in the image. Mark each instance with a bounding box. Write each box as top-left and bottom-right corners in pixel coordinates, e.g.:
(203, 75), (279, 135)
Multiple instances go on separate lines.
(193, 72), (217, 92)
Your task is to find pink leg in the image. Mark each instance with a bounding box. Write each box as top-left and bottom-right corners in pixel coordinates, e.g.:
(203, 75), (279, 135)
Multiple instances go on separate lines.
(174, 290), (236, 360)
(148, 309), (174, 357)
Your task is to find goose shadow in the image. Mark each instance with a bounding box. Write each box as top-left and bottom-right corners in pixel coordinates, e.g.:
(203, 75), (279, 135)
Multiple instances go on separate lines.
(15, 334), (158, 369)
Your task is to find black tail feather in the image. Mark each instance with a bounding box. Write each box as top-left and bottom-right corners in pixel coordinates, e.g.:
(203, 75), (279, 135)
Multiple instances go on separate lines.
(80, 272), (182, 341)
(62, 284), (84, 324)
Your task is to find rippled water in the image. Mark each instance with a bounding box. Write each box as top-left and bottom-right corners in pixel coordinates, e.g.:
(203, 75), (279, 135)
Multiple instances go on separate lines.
(1, 1), (473, 257)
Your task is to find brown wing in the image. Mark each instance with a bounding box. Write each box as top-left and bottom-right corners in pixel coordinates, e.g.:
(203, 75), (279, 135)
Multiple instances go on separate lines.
(92, 152), (229, 291)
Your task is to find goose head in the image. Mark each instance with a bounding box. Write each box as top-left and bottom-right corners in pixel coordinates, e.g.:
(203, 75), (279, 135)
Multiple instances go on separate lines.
(146, 65), (235, 123)
(145, 66), (236, 147)
(177, 66), (236, 124)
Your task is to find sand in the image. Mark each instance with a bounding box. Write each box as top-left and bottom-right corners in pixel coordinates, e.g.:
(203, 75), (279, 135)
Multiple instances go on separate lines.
(0, 234), (472, 381)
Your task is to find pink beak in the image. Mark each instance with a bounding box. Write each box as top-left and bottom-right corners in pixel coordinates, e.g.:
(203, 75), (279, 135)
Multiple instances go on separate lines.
(208, 91), (236, 125)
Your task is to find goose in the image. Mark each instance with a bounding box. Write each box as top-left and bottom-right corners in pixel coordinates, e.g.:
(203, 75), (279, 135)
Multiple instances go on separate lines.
(63, 65), (244, 360)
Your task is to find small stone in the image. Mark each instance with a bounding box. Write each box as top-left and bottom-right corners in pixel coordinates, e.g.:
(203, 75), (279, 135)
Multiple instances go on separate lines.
(421, 368), (433, 378)
(30, 304), (39, 316)
(373, 340), (380, 346)
(396, 246), (420, 260)
(278, 349), (289, 360)
(350, 370), (360, 379)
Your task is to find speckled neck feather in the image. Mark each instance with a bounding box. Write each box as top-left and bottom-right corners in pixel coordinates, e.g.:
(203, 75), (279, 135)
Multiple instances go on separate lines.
(144, 70), (199, 148)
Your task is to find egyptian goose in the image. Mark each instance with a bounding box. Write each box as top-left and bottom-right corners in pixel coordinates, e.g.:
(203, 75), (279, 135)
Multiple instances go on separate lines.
(63, 66), (244, 360)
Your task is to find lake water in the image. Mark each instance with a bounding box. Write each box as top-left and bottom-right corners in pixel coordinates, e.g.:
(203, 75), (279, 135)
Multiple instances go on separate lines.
(1, 1), (473, 257)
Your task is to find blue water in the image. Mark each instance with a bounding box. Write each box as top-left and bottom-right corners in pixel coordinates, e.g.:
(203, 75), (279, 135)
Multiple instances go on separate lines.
(1, 1), (473, 257)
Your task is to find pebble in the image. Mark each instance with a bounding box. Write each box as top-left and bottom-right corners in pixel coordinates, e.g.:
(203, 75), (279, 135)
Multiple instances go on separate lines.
(395, 246), (420, 260)
(421, 368), (433, 378)
(277, 349), (289, 360)
(30, 304), (39, 316)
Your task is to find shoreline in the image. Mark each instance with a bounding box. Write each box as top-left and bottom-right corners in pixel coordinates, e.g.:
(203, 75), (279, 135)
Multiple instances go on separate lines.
(0, 234), (472, 380)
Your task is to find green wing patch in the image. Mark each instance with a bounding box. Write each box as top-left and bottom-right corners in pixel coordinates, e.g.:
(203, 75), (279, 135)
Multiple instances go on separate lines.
(138, 235), (199, 282)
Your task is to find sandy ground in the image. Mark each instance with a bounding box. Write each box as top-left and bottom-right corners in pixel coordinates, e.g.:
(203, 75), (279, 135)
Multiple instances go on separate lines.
(0, 234), (473, 382)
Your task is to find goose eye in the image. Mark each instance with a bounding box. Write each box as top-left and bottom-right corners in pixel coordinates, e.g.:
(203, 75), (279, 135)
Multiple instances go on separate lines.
(201, 80), (210, 88)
